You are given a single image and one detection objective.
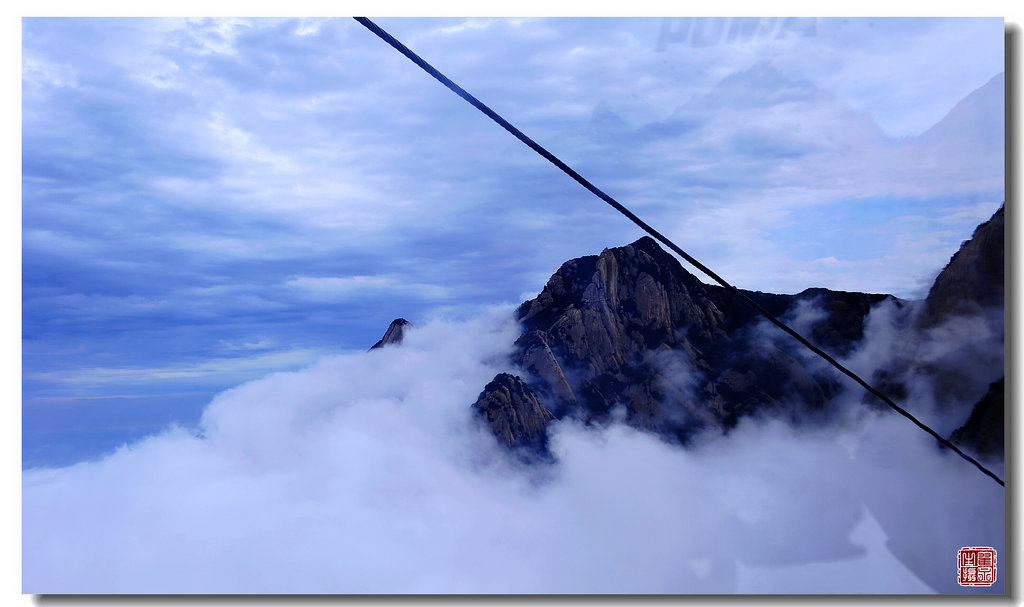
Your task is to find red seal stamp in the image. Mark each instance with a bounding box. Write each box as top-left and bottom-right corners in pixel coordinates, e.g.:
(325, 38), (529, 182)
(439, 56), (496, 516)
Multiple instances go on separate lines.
(958, 547), (997, 587)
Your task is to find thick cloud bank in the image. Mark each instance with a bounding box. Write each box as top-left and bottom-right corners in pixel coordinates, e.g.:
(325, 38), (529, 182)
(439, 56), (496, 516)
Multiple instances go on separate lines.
(23, 307), (1003, 594)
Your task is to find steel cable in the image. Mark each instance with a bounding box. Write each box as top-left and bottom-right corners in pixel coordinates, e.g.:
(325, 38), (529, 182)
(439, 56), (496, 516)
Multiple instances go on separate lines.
(354, 16), (1005, 487)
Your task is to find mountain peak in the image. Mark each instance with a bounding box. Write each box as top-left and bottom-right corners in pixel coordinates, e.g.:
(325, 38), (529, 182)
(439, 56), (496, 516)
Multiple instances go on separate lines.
(504, 231), (895, 444)
(369, 318), (412, 350)
(472, 210), (1002, 461)
(628, 234), (668, 258)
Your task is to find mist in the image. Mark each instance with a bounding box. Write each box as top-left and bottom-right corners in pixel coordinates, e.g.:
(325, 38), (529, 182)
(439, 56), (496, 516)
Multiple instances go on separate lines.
(22, 305), (1003, 594)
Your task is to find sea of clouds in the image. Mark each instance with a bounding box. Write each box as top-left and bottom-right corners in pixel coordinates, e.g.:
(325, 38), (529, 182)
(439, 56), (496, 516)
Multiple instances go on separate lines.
(22, 304), (1004, 594)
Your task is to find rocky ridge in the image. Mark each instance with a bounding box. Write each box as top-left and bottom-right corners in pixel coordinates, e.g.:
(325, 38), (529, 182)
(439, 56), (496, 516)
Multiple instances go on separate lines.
(477, 206), (1003, 456)
(474, 235), (891, 451)
(371, 206), (1003, 460)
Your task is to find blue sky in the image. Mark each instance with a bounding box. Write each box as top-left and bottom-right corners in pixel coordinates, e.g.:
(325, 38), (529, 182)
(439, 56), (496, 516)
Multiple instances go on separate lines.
(21, 17), (1004, 468)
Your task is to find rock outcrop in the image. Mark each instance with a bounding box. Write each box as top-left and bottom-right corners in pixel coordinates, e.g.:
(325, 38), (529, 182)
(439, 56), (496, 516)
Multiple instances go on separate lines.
(950, 378), (1004, 459)
(865, 205), (1004, 453)
(370, 318), (412, 350)
(471, 373), (555, 453)
(918, 205), (1003, 329)
(477, 236), (890, 449)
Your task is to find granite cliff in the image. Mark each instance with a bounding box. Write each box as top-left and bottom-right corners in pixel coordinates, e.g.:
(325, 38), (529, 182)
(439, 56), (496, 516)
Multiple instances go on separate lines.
(474, 236), (890, 451)
(873, 205), (1005, 459)
(472, 206), (1004, 458)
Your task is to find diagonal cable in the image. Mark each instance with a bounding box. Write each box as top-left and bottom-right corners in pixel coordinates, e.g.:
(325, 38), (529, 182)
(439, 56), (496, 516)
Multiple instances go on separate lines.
(353, 16), (1004, 487)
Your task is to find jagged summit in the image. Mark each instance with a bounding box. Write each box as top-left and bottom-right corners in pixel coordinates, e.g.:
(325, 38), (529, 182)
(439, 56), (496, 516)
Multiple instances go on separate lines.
(474, 205), (1003, 456)
(516, 235), (710, 341)
(370, 318), (412, 350)
(480, 235), (890, 449)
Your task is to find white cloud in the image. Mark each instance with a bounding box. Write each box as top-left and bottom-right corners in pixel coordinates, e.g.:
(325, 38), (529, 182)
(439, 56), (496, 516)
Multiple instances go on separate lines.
(283, 275), (451, 302)
(22, 17), (1004, 312)
(21, 23), (1006, 579)
(216, 338), (277, 352)
(22, 308), (1003, 594)
(294, 18), (323, 38)
(205, 111), (299, 171)
(180, 17), (251, 56)
(22, 55), (79, 90)
(28, 347), (331, 388)
(427, 18), (499, 38)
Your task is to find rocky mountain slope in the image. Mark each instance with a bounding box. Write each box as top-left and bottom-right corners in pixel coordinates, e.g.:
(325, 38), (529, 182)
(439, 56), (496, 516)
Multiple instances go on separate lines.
(918, 205), (1004, 328)
(480, 208), (1002, 457)
(950, 378), (1004, 458)
(371, 206), (1003, 461)
(369, 318), (411, 350)
(471, 373), (555, 453)
(472, 236), (891, 452)
(878, 205), (1005, 458)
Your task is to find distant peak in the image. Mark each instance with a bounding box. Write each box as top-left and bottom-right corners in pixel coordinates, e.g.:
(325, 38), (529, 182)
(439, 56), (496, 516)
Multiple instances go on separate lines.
(369, 318), (412, 350)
